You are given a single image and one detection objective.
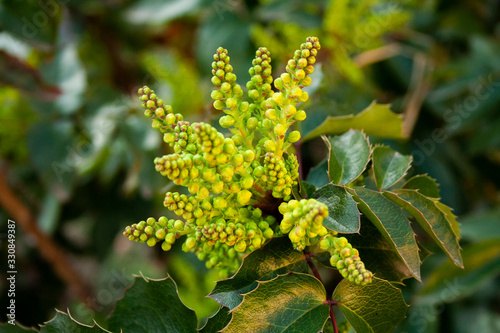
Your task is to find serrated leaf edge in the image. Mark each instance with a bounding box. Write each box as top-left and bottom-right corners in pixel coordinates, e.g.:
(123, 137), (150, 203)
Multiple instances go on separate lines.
(326, 129), (371, 185)
(222, 272), (328, 332)
(371, 145), (412, 191)
(383, 190), (463, 268)
(40, 309), (111, 332)
(312, 183), (361, 234)
(402, 174), (440, 198)
(208, 237), (304, 299)
(347, 187), (422, 282)
(333, 277), (409, 333)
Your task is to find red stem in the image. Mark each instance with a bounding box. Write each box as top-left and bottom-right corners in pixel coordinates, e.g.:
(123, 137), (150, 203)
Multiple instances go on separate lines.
(304, 250), (338, 333)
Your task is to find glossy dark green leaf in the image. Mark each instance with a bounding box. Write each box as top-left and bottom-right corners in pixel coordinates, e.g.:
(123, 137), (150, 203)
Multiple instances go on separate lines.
(372, 146), (412, 190)
(302, 102), (405, 141)
(325, 130), (371, 185)
(311, 184), (360, 233)
(306, 157), (330, 187)
(345, 219), (429, 283)
(199, 307), (232, 333)
(418, 240), (500, 304)
(40, 310), (109, 332)
(108, 275), (197, 333)
(383, 190), (463, 268)
(435, 201), (461, 238)
(403, 174), (440, 198)
(209, 237), (309, 310)
(348, 188), (421, 281)
(224, 273), (329, 333)
(300, 180), (318, 199)
(333, 277), (408, 333)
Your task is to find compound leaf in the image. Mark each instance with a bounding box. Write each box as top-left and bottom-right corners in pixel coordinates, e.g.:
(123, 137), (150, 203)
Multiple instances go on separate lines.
(40, 310), (109, 333)
(348, 188), (421, 281)
(372, 146), (412, 190)
(333, 277), (408, 333)
(209, 238), (309, 310)
(223, 273), (329, 333)
(302, 102), (405, 141)
(311, 183), (360, 233)
(383, 190), (463, 268)
(108, 275), (197, 333)
(325, 129), (371, 185)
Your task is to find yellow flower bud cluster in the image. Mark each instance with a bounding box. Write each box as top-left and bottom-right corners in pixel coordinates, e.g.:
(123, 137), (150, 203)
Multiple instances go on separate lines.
(319, 234), (373, 285)
(278, 199), (328, 251)
(124, 38), (335, 277)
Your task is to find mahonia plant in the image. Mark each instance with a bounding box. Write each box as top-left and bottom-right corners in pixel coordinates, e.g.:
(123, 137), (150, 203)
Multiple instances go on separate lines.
(35, 37), (463, 333)
(122, 37), (373, 284)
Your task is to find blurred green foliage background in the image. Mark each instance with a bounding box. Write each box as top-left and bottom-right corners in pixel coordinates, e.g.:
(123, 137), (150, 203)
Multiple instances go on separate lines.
(0, 0), (499, 331)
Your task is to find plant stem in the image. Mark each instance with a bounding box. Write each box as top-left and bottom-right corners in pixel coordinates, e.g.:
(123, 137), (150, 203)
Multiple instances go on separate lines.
(330, 305), (339, 333)
(303, 250), (338, 333)
(0, 166), (95, 309)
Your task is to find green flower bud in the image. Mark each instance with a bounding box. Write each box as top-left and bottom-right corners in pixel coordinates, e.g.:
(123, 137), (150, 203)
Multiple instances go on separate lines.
(274, 124), (287, 137)
(237, 190), (252, 205)
(161, 242), (172, 251)
(220, 82), (231, 92)
(220, 115), (235, 128)
(243, 150), (255, 163)
(248, 89), (259, 100)
(226, 98), (238, 110)
(288, 130), (301, 143)
(295, 110), (307, 121)
(214, 100), (225, 110)
(295, 69), (306, 80)
(211, 90), (223, 100)
(274, 78), (283, 90)
(247, 117), (258, 130)
(281, 73), (291, 84)
(265, 109), (278, 120)
(264, 140), (276, 152)
(234, 240), (247, 252)
(272, 92), (284, 106)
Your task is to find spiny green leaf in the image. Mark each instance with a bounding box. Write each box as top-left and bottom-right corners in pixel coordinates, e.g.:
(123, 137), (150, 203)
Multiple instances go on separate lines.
(383, 190), (463, 268)
(306, 157), (329, 187)
(302, 102), (405, 141)
(435, 201), (461, 238)
(209, 237), (309, 310)
(324, 130), (371, 185)
(418, 239), (500, 304)
(40, 310), (109, 332)
(199, 307), (232, 333)
(345, 218), (430, 283)
(403, 174), (440, 198)
(300, 180), (318, 199)
(372, 146), (412, 190)
(348, 187), (421, 281)
(224, 273), (329, 333)
(333, 277), (408, 333)
(311, 183), (360, 233)
(108, 275), (197, 333)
